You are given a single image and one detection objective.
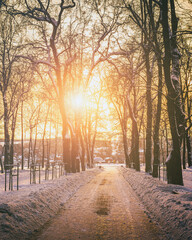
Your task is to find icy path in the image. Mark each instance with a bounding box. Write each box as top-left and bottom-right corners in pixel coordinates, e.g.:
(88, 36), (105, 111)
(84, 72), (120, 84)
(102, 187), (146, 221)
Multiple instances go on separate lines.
(34, 166), (164, 240)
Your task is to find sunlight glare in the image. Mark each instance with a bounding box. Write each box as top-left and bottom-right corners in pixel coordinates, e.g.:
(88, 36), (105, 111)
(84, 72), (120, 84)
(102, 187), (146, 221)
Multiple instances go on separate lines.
(70, 93), (86, 112)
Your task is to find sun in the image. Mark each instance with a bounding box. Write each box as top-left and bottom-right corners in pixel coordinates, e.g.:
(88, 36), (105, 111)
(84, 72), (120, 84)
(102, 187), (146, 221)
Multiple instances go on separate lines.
(73, 93), (85, 110)
(64, 91), (87, 114)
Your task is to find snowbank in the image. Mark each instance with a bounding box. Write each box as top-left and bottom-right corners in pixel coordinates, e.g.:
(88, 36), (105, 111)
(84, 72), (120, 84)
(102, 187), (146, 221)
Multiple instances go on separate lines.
(0, 168), (102, 240)
(120, 167), (192, 240)
(0, 165), (191, 240)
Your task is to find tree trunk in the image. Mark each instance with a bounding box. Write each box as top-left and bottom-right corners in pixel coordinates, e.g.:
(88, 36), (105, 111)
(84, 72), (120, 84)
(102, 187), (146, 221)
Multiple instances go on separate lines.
(21, 100), (24, 169)
(152, 56), (162, 177)
(144, 47), (152, 173)
(87, 113), (93, 168)
(10, 110), (18, 165)
(71, 134), (77, 173)
(127, 94), (140, 171)
(122, 130), (130, 168)
(91, 134), (96, 166)
(186, 133), (192, 167)
(47, 115), (52, 164)
(133, 122), (140, 171)
(162, 0), (185, 185)
(54, 117), (58, 162)
(86, 137), (91, 168)
(146, 0), (163, 177)
(79, 129), (85, 171)
(0, 156), (3, 173)
(165, 121), (169, 158)
(33, 123), (38, 164)
(42, 105), (50, 168)
(129, 122), (140, 171)
(63, 133), (71, 173)
(3, 94), (10, 169)
(182, 132), (186, 169)
(28, 127), (32, 168)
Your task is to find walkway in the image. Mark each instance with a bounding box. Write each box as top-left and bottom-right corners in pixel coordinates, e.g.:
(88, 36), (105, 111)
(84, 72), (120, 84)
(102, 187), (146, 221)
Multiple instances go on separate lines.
(34, 166), (163, 240)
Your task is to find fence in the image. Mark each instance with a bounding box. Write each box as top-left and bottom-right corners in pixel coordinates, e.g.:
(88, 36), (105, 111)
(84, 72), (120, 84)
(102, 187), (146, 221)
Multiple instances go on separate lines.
(30, 163), (41, 184)
(4, 161), (66, 191)
(45, 163), (65, 181)
(133, 163), (167, 182)
(5, 163), (19, 191)
(152, 163), (167, 181)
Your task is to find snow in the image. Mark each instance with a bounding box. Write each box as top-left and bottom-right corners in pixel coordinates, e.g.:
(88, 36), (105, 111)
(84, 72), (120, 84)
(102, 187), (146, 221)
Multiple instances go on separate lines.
(120, 166), (192, 240)
(0, 168), (102, 240)
(140, 163), (192, 189)
(0, 164), (191, 239)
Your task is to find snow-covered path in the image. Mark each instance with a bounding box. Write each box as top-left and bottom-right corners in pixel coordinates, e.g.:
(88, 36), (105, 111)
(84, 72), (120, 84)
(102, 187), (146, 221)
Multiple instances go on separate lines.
(0, 165), (191, 239)
(33, 166), (164, 240)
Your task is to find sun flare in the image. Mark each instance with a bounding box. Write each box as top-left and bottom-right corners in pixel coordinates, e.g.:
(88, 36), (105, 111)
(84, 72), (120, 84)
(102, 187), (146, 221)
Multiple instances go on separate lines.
(73, 94), (85, 109)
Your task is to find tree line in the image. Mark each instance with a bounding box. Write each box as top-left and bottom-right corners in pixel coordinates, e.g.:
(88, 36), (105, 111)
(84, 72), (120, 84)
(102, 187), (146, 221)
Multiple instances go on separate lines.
(0, 0), (191, 185)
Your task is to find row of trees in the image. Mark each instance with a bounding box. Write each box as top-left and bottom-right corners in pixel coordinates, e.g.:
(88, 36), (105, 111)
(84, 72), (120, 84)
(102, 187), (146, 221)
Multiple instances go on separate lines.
(107, 0), (192, 185)
(0, 0), (191, 185)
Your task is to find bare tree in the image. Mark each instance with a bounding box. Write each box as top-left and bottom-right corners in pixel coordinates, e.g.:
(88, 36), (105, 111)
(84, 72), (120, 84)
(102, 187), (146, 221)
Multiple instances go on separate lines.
(0, 13), (29, 168)
(179, 35), (192, 168)
(5, 1), (78, 168)
(123, 0), (154, 173)
(144, 1), (163, 178)
(161, 0), (185, 185)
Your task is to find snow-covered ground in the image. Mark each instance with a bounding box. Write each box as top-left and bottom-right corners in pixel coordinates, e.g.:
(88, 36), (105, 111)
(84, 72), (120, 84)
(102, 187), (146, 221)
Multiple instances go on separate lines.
(140, 163), (192, 189)
(120, 166), (192, 240)
(0, 167), (63, 192)
(0, 164), (191, 239)
(0, 168), (102, 240)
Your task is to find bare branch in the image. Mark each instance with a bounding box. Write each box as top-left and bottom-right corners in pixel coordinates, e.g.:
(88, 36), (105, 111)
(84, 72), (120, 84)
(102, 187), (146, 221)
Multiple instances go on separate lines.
(15, 55), (56, 71)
